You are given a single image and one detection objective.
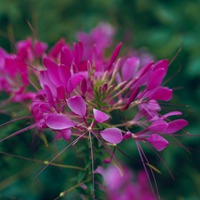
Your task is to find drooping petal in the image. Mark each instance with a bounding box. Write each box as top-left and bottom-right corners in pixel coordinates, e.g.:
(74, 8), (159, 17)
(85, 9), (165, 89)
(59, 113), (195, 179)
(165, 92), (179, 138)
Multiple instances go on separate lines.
(100, 128), (123, 144)
(93, 109), (110, 123)
(45, 114), (75, 130)
(146, 134), (169, 151)
(151, 87), (173, 101)
(164, 119), (188, 134)
(67, 96), (86, 117)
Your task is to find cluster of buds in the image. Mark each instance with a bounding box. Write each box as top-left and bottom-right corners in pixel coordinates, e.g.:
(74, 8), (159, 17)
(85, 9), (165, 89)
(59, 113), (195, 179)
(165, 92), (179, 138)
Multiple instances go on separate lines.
(0, 23), (188, 199)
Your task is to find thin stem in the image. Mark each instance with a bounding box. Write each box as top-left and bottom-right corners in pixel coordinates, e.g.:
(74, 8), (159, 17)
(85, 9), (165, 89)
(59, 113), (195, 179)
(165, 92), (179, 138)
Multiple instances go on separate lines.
(89, 131), (95, 199)
(54, 179), (90, 200)
(0, 151), (85, 171)
(0, 116), (32, 127)
(0, 124), (36, 143)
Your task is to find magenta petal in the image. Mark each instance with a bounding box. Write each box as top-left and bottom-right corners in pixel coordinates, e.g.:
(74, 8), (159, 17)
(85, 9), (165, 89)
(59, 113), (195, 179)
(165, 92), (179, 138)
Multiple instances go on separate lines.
(122, 57), (140, 81)
(148, 119), (168, 132)
(67, 74), (84, 94)
(106, 43), (122, 70)
(61, 47), (73, 67)
(56, 86), (65, 99)
(81, 77), (87, 96)
(161, 111), (182, 119)
(34, 40), (47, 57)
(153, 59), (169, 72)
(164, 119), (188, 134)
(46, 114), (75, 130)
(43, 57), (62, 86)
(67, 96), (86, 116)
(58, 64), (71, 88)
(44, 84), (54, 106)
(122, 87), (140, 110)
(147, 68), (166, 90)
(123, 131), (132, 140)
(146, 134), (169, 151)
(48, 38), (66, 59)
(60, 129), (72, 141)
(93, 109), (110, 123)
(151, 87), (173, 101)
(100, 128), (123, 144)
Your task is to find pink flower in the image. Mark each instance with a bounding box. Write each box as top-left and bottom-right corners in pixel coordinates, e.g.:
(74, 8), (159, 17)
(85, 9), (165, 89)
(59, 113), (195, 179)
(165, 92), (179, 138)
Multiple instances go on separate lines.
(96, 165), (156, 200)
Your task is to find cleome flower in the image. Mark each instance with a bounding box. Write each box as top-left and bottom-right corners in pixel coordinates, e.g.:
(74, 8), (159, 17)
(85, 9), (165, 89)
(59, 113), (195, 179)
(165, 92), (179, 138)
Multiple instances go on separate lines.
(0, 23), (189, 199)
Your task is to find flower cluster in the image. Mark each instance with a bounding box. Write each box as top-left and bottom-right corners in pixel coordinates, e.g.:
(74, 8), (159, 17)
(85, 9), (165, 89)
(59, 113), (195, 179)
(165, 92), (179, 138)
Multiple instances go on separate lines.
(0, 23), (188, 199)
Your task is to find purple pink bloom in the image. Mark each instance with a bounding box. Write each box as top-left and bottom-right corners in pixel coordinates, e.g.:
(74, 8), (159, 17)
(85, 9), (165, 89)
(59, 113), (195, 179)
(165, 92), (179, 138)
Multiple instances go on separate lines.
(0, 23), (189, 199)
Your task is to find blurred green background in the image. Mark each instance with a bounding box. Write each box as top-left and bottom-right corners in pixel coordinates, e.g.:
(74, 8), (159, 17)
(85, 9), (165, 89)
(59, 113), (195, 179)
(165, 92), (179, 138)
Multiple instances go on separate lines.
(0, 0), (200, 199)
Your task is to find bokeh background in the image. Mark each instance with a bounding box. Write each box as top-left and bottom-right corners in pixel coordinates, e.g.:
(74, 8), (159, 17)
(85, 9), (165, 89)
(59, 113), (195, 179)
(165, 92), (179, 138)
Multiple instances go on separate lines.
(0, 0), (200, 199)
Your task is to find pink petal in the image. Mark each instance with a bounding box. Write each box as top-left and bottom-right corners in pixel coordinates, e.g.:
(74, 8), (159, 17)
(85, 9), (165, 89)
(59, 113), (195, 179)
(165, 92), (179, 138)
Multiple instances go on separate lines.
(137, 61), (153, 78)
(46, 114), (75, 130)
(123, 131), (132, 140)
(148, 119), (168, 132)
(147, 68), (166, 90)
(153, 59), (169, 72)
(56, 86), (66, 99)
(61, 47), (73, 67)
(67, 96), (86, 116)
(39, 70), (56, 96)
(164, 119), (188, 134)
(58, 64), (71, 89)
(81, 77), (87, 96)
(43, 57), (62, 86)
(106, 43), (122, 70)
(151, 87), (173, 101)
(122, 87), (140, 110)
(33, 40), (47, 57)
(48, 38), (66, 59)
(61, 129), (72, 141)
(161, 111), (182, 119)
(44, 84), (54, 106)
(67, 74), (84, 94)
(100, 128), (123, 144)
(93, 109), (110, 123)
(122, 57), (140, 81)
(146, 134), (169, 151)
(73, 42), (83, 66)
